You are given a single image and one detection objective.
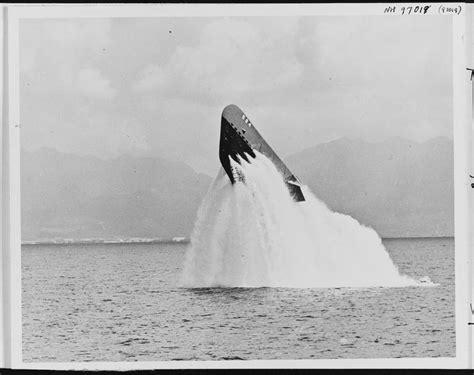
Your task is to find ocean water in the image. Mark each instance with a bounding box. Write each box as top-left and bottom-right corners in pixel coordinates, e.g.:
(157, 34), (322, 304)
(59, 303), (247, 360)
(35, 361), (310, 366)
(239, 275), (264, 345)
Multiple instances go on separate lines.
(22, 237), (455, 362)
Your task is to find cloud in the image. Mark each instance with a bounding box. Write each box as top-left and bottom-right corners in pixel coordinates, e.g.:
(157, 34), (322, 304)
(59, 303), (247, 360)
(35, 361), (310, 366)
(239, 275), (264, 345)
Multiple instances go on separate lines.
(129, 16), (452, 170)
(20, 99), (150, 160)
(133, 18), (303, 103)
(77, 68), (116, 100)
(133, 64), (166, 92)
(20, 16), (453, 175)
(20, 19), (134, 159)
(20, 19), (112, 75)
(20, 18), (115, 99)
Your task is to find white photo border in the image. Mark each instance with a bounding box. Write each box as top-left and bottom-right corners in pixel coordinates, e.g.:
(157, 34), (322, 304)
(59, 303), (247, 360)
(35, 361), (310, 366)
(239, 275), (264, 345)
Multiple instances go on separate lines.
(3, 3), (471, 370)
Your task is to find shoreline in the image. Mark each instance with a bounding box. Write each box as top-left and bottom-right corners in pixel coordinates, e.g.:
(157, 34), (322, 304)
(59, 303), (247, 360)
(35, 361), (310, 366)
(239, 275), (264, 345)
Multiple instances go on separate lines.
(21, 238), (190, 246)
(20, 236), (454, 246)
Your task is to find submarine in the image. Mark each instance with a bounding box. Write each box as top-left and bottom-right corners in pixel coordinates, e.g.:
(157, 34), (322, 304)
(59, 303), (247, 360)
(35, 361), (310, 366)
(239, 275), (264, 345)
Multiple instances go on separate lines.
(219, 104), (305, 202)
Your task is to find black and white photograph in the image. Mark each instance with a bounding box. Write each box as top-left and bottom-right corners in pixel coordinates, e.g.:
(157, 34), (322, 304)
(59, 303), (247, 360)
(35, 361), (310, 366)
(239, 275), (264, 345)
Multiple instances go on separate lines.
(1, 3), (472, 370)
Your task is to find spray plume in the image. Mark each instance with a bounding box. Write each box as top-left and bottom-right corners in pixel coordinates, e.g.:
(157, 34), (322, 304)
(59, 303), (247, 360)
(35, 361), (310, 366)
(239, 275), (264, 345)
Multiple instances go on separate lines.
(182, 152), (433, 288)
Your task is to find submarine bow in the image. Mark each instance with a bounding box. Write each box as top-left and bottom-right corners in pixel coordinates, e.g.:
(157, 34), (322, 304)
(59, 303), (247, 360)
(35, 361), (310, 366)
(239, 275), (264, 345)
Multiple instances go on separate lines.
(219, 104), (305, 202)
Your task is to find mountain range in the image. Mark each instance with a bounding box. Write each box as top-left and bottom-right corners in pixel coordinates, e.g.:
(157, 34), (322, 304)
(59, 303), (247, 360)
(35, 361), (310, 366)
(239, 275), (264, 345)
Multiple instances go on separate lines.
(285, 136), (453, 238)
(21, 137), (453, 240)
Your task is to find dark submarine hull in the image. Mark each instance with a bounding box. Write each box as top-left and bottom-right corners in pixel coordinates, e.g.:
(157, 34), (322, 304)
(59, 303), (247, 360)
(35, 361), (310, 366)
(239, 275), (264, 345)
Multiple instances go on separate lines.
(219, 104), (305, 202)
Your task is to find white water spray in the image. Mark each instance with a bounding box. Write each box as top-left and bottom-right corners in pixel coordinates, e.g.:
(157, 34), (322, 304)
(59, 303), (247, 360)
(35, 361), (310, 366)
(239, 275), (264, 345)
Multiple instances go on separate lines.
(182, 152), (432, 288)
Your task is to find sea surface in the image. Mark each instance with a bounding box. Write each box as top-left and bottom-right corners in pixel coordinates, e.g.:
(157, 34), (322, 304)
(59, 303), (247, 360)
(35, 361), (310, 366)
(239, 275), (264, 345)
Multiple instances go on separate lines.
(22, 237), (455, 362)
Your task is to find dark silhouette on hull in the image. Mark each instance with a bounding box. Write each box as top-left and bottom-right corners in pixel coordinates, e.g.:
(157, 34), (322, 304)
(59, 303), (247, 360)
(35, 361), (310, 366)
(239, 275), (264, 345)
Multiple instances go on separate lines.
(219, 104), (305, 202)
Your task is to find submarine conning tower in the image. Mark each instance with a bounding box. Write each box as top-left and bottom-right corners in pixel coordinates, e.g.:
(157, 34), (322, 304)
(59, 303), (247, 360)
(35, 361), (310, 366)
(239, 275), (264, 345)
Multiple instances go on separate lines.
(219, 104), (306, 202)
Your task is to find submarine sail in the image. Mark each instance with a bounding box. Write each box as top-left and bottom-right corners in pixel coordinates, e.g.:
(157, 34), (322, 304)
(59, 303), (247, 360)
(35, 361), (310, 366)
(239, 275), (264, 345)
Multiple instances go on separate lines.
(219, 104), (305, 202)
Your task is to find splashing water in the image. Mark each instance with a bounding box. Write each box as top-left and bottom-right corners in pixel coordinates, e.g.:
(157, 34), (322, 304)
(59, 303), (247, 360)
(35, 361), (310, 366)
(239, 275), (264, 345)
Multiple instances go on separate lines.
(182, 152), (433, 288)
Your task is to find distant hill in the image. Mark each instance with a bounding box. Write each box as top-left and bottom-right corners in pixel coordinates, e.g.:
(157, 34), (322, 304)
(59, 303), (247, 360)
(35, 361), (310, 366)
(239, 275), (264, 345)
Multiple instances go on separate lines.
(21, 137), (453, 240)
(285, 136), (453, 238)
(21, 149), (212, 240)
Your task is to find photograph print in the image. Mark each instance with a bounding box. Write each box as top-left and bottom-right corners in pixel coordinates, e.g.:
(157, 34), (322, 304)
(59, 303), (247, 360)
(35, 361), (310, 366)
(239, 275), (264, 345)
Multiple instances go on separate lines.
(16, 7), (462, 365)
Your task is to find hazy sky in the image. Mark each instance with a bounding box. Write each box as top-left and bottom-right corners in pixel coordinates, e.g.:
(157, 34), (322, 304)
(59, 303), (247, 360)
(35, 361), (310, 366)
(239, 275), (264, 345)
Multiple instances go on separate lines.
(20, 16), (452, 174)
